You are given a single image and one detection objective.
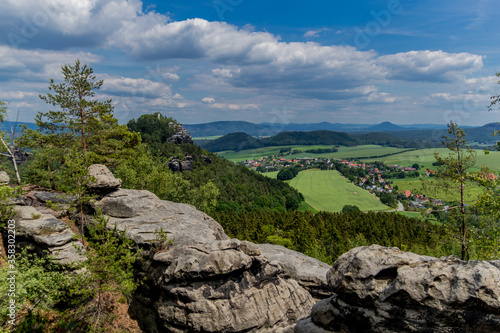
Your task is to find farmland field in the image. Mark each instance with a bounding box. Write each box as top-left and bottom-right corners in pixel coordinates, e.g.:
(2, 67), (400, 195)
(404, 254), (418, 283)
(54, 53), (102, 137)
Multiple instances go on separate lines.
(361, 148), (500, 171)
(390, 177), (485, 203)
(262, 171), (279, 179)
(289, 169), (391, 212)
(217, 144), (409, 162)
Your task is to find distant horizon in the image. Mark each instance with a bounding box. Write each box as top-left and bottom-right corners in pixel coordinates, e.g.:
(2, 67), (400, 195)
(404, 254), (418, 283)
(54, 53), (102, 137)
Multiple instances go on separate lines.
(5, 118), (496, 128)
(1, 1), (500, 127)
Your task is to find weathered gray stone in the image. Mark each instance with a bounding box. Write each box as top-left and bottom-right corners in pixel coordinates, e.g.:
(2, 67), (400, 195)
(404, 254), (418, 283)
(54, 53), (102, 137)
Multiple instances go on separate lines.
(302, 245), (500, 333)
(166, 122), (193, 144)
(97, 188), (316, 332)
(259, 243), (331, 299)
(95, 189), (227, 245)
(49, 241), (86, 265)
(17, 214), (75, 247)
(13, 205), (41, 220)
(14, 205), (85, 265)
(180, 156), (193, 171)
(33, 191), (76, 204)
(168, 158), (181, 172)
(87, 164), (121, 192)
(0, 171), (9, 184)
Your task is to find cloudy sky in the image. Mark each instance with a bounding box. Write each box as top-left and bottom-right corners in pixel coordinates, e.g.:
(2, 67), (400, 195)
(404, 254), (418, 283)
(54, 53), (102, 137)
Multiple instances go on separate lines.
(1, 0), (500, 126)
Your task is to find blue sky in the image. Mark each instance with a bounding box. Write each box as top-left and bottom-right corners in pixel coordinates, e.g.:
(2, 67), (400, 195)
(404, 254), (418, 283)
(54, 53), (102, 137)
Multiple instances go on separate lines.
(0, 0), (500, 126)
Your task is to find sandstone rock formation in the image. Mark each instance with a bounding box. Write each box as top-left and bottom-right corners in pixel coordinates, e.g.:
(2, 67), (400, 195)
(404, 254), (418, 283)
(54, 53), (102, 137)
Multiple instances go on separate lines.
(167, 122), (193, 144)
(259, 243), (331, 300)
(168, 156), (194, 172)
(295, 244), (500, 333)
(94, 188), (317, 332)
(14, 205), (85, 265)
(87, 163), (122, 193)
(0, 171), (9, 184)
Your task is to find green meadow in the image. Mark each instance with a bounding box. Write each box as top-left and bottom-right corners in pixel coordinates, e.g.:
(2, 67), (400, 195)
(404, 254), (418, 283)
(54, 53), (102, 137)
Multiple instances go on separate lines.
(288, 169), (391, 212)
(390, 177), (485, 203)
(360, 148), (500, 171)
(217, 144), (409, 162)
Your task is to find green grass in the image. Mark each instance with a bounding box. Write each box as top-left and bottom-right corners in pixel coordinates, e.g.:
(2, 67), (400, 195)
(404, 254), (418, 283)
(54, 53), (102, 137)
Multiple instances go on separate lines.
(192, 135), (223, 140)
(360, 148), (500, 171)
(288, 169), (391, 212)
(394, 211), (442, 226)
(217, 144), (410, 162)
(390, 177), (485, 203)
(262, 171), (279, 179)
(297, 201), (318, 213)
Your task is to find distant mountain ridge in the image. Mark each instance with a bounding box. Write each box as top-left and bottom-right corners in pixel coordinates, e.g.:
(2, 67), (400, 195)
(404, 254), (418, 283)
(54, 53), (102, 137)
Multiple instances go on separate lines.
(201, 129), (421, 152)
(185, 121), (463, 137)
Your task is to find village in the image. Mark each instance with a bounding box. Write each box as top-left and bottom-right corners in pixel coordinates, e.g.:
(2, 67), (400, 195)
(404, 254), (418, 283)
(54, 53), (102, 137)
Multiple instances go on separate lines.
(239, 153), (451, 212)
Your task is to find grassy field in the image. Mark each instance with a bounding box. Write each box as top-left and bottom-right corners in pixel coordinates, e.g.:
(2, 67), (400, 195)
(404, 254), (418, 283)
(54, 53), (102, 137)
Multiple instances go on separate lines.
(192, 135), (223, 140)
(262, 171), (279, 179)
(360, 148), (500, 171)
(390, 177), (485, 203)
(289, 170), (391, 212)
(395, 211), (442, 225)
(217, 144), (409, 162)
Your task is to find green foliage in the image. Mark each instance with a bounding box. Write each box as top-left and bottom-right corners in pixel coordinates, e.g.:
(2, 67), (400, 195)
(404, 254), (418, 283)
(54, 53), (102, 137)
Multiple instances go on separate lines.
(125, 115), (304, 213)
(0, 184), (17, 226)
(277, 167), (299, 181)
(0, 248), (70, 329)
(70, 210), (142, 331)
(38, 59), (112, 152)
(427, 121), (477, 260)
(203, 132), (262, 152)
(18, 60), (142, 191)
(127, 112), (177, 144)
(342, 205), (360, 213)
(213, 209), (453, 264)
(379, 192), (398, 208)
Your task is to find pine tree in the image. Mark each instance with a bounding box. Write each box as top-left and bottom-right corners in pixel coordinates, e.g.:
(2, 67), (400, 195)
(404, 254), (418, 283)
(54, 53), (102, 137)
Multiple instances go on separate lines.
(432, 121), (476, 260)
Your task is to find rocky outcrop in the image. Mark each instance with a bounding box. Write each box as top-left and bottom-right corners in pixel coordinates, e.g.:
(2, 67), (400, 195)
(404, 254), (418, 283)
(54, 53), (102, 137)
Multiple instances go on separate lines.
(168, 156), (194, 172)
(167, 122), (193, 144)
(295, 245), (500, 333)
(87, 163), (122, 193)
(94, 188), (317, 332)
(180, 155), (193, 171)
(259, 244), (331, 300)
(0, 171), (9, 184)
(13, 206), (85, 265)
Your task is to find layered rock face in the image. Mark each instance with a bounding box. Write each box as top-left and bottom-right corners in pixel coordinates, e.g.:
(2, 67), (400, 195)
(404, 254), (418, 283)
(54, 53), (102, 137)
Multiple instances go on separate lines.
(166, 122), (194, 144)
(296, 245), (500, 333)
(13, 205), (85, 265)
(94, 188), (325, 332)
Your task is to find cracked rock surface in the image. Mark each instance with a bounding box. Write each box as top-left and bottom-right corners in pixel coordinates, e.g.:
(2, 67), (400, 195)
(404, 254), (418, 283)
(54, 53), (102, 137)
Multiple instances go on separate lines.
(96, 188), (318, 332)
(296, 245), (500, 333)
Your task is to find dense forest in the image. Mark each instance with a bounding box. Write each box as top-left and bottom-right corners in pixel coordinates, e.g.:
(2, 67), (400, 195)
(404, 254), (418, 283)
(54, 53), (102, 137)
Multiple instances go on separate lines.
(212, 210), (454, 264)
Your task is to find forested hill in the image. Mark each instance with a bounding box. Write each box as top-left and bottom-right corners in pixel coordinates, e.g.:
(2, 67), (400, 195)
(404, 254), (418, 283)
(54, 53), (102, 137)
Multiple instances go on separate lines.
(202, 132), (263, 151)
(383, 122), (500, 145)
(200, 129), (420, 152)
(125, 114), (304, 212)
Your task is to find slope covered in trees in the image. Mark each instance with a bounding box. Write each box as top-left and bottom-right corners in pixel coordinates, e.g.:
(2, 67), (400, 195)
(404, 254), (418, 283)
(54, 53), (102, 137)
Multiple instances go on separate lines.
(125, 113), (304, 213)
(202, 132), (263, 151)
(201, 129), (421, 152)
(212, 210), (454, 264)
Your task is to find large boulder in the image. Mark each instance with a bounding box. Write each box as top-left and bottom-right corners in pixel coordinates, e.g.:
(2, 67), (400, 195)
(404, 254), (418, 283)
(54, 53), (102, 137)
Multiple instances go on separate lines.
(95, 188), (317, 332)
(13, 206), (86, 264)
(87, 164), (122, 193)
(296, 245), (500, 333)
(0, 171), (9, 184)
